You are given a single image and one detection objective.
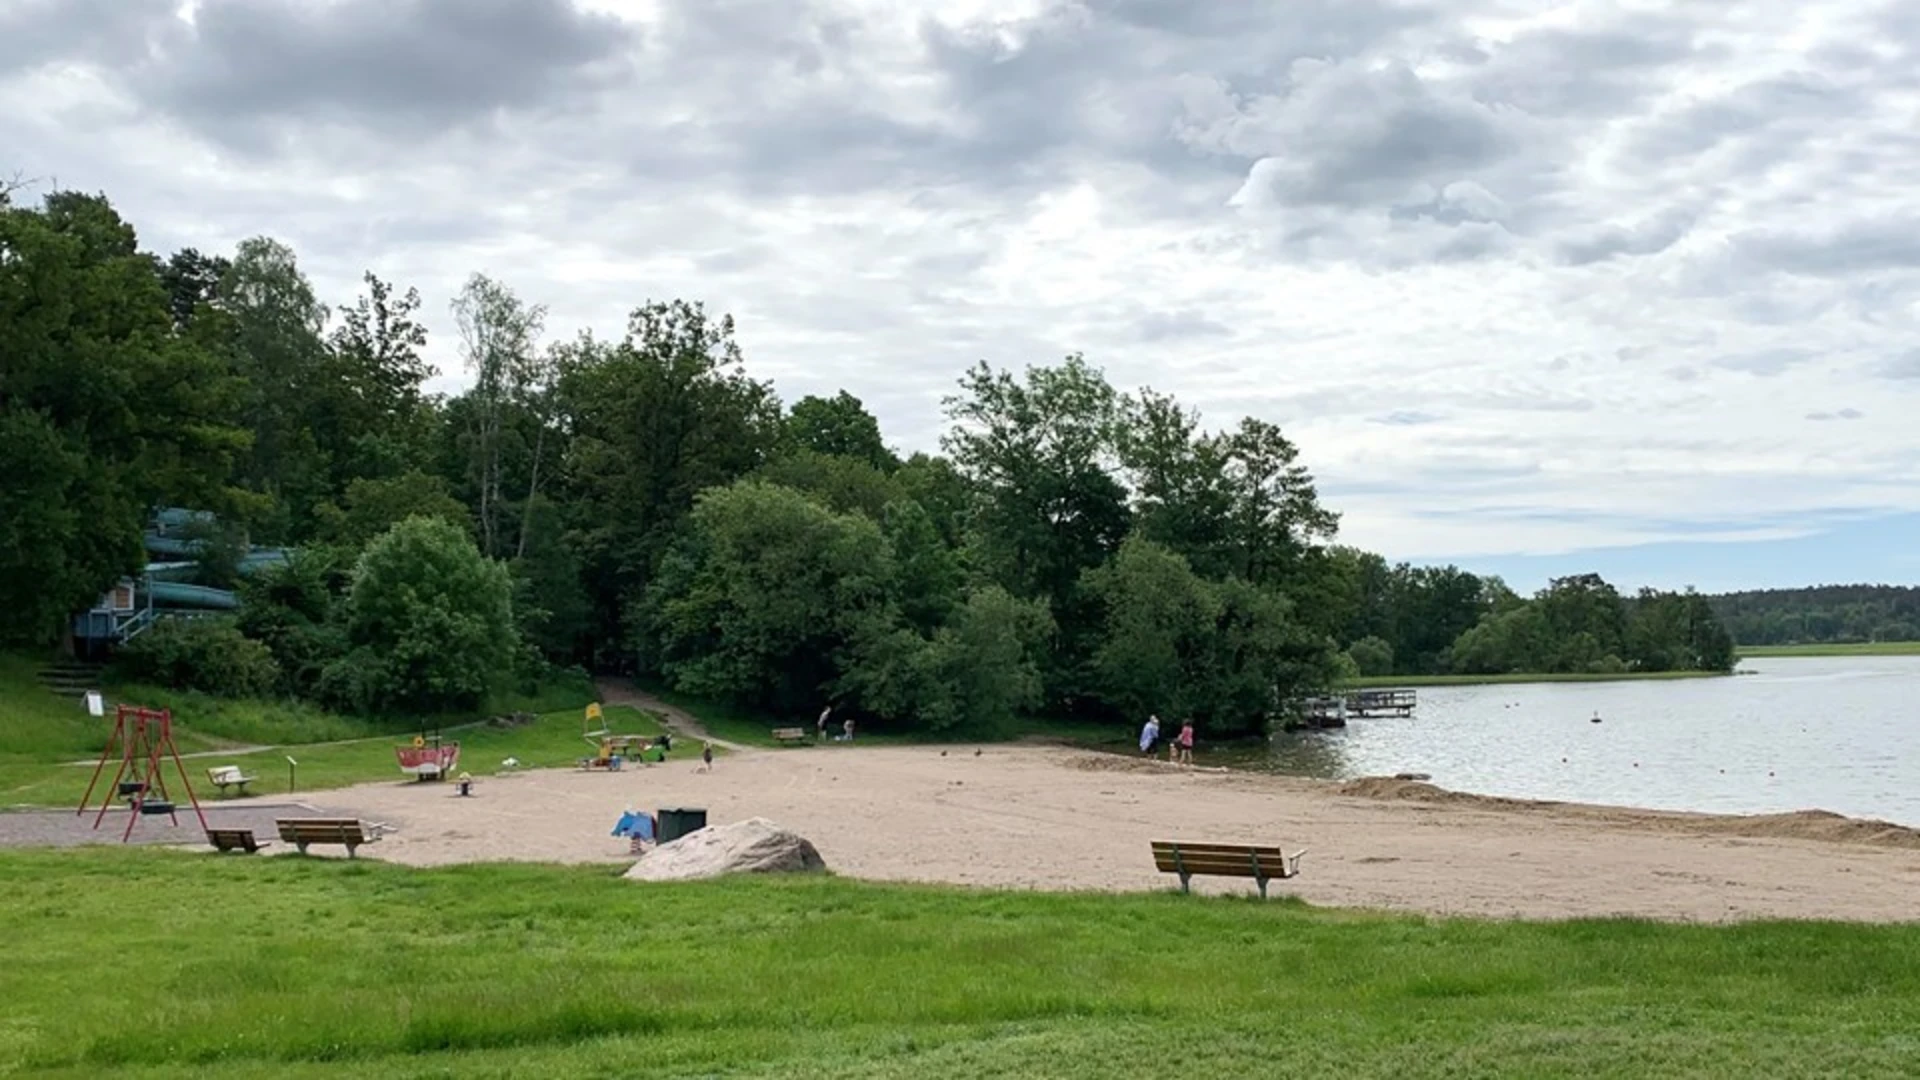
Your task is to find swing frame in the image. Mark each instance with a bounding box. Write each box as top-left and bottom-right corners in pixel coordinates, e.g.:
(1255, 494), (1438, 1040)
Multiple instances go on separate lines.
(76, 705), (209, 842)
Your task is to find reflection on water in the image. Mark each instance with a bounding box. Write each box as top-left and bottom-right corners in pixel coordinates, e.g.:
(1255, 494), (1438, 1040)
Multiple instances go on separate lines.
(1195, 656), (1920, 825)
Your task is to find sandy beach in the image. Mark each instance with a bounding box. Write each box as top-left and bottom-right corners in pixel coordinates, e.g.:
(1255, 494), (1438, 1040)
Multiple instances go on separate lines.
(313, 742), (1920, 923)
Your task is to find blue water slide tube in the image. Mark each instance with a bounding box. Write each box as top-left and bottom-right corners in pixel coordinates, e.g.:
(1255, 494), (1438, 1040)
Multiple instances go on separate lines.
(147, 581), (240, 610)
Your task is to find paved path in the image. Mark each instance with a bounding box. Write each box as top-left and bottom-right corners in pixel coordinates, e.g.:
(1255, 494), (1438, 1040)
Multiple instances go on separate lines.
(594, 678), (752, 752)
(0, 800), (353, 849)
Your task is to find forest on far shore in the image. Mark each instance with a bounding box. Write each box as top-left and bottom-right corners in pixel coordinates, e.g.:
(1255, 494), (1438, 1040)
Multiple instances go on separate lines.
(4, 186), (1740, 736)
(1706, 585), (1920, 646)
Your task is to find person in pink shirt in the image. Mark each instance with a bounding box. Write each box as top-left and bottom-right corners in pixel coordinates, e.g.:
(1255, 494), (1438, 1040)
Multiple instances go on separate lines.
(1175, 719), (1195, 765)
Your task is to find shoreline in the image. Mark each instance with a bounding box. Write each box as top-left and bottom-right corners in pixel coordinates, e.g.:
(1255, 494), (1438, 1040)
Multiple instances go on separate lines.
(1339, 670), (1731, 688)
(1736, 642), (1920, 658)
(293, 742), (1920, 923)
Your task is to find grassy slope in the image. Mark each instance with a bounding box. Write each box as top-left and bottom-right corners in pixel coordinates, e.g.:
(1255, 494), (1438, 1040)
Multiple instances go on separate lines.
(3, 850), (1920, 1078)
(1738, 641), (1920, 657)
(0, 657), (615, 806)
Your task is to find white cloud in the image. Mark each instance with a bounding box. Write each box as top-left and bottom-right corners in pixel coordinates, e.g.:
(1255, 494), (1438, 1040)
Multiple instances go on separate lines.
(4, 0), (1918, 568)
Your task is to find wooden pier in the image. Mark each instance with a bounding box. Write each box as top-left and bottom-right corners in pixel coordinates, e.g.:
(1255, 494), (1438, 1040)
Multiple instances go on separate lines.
(1282, 688), (1417, 732)
(1286, 696), (1348, 732)
(1345, 688), (1416, 718)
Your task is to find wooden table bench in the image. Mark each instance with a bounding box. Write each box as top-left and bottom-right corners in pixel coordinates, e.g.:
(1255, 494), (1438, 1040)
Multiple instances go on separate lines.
(277, 818), (380, 857)
(1151, 841), (1306, 899)
(206, 827), (268, 854)
(206, 765), (257, 797)
(771, 727), (810, 745)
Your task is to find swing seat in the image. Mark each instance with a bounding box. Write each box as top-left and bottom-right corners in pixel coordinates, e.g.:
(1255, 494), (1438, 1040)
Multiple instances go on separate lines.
(139, 800), (176, 815)
(118, 781), (147, 797)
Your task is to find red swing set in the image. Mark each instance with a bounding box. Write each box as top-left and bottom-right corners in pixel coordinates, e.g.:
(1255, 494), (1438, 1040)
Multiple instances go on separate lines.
(75, 704), (209, 842)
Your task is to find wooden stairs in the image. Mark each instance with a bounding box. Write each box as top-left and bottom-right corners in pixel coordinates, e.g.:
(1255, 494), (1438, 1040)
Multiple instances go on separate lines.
(37, 660), (105, 699)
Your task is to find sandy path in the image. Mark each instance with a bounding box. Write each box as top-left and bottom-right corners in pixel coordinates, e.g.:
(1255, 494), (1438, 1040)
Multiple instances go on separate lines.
(595, 680), (749, 751)
(317, 744), (1920, 923)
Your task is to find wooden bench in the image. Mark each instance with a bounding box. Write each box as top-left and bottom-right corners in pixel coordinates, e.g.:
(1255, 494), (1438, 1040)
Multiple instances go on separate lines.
(1151, 841), (1306, 899)
(771, 727), (810, 745)
(206, 827), (268, 854)
(206, 765), (257, 797)
(277, 818), (380, 857)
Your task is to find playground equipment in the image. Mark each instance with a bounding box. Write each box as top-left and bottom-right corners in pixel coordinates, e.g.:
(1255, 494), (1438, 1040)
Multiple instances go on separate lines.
(70, 507), (293, 655)
(577, 701), (670, 769)
(76, 704), (209, 842)
(396, 734), (461, 780)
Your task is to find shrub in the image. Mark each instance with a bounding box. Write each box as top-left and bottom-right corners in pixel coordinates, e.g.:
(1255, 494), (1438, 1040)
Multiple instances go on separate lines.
(116, 618), (282, 699)
(330, 516), (517, 713)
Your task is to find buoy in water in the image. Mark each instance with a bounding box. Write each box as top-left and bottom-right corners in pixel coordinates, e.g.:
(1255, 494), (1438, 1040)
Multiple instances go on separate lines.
(1589, 711), (1602, 724)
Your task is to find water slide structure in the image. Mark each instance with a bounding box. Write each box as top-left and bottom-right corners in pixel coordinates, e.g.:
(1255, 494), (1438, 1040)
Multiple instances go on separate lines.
(70, 508), (292, 654)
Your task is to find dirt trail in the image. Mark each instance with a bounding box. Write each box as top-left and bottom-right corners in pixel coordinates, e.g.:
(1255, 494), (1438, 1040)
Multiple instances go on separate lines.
(595, 679), (751, 752)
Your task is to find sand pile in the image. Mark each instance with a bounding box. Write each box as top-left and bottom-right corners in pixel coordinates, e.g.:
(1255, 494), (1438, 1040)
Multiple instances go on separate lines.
(1708, 809), (1920, 849)
(1333, 777), (1920, 850)
(623, 817), (827, 882)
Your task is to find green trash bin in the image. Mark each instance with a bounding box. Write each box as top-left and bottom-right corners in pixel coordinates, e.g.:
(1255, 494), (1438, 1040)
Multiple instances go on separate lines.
(656, 807), (708, 844)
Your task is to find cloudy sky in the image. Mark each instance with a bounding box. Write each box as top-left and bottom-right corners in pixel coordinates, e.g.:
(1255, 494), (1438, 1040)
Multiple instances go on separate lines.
(5, 0), (1918, 592)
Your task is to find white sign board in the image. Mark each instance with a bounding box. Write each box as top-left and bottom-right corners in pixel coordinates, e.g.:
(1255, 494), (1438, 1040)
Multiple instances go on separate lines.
(84, 691), (104, 717)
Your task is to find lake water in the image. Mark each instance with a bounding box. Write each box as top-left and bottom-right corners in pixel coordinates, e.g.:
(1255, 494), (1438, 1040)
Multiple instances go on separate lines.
(1217, 656), (1920, 826)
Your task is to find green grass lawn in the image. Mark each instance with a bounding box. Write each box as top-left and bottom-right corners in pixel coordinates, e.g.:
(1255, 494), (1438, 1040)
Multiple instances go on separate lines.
(2, 849), (1919, 1078)
(1340, 670), (1730, 689)
(0, 704), (668, 807)
(1738, 641), (1920, 658)
(0, 655), (620, 807)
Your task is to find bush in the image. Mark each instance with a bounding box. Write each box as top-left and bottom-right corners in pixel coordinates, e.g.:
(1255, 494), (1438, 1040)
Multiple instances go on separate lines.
(329, 516), (517, 714)
(1345, 635), (1394, 676)
(116, 618), (282, 699)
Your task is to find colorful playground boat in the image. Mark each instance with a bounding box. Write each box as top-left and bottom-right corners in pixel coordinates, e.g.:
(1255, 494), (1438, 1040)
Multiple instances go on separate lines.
(395, 742), (461, 779)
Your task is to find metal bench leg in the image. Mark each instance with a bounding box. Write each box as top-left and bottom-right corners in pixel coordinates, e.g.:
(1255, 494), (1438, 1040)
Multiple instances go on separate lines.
(345, 842), (358, 858)
(1256, 874), (1269, 900)
(1178, 871), (1191, 894)
(296, 841), (309, 855)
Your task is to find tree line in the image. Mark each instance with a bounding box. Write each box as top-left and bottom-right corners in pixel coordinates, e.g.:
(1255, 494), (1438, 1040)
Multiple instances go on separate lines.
(0, 187), (1739, 733)
(1706, 585), (1920, 646)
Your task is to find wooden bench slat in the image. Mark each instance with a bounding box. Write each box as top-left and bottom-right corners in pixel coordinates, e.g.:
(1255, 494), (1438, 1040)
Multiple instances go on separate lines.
(1150, 842), (1291, 857)
(1151, 853), (1292, 872)
(275, 817), (378, 857)
(1150, 840), (1306, 898)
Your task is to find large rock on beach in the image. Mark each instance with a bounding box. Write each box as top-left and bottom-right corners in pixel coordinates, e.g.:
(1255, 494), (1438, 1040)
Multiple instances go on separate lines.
(623, 817), (827, 881)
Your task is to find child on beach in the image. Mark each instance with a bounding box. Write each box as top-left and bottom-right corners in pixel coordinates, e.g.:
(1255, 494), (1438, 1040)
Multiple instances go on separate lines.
(700, 741), (714, 772)
(1176, 720), (1194, 765)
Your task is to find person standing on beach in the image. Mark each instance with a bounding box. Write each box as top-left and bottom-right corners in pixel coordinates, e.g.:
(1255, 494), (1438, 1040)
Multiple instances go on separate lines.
(1140, 715), (1161, 756)
(1176, 719), (1195, 765)
(700, 741), (714, 772)
(817, 705), (831, 742)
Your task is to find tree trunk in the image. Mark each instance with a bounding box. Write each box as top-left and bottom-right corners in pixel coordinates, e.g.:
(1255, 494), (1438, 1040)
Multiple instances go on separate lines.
(516, 419), (547, 560)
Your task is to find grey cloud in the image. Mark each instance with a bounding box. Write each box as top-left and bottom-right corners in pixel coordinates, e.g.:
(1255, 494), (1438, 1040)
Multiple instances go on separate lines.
(1728, 221), (1920, 277)
(1882, 350), (1920, 379)
(1806, 408), (1865, 422)
(1666, 365), (1700, 382)
(1218, 59), (1518, 210)
(1462, 14), (1703, 117)
(1712, 348), (1815, 376)
(1134, 310), (1232, 342)
(115, 1), (635, 148)
(1628, 71), (1862, 162)
(1390, 180), (1509, 226)
(0, 0), (174, 76)
(1372, 410), (1444, 426)
(1557, 207), (1695, 265)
